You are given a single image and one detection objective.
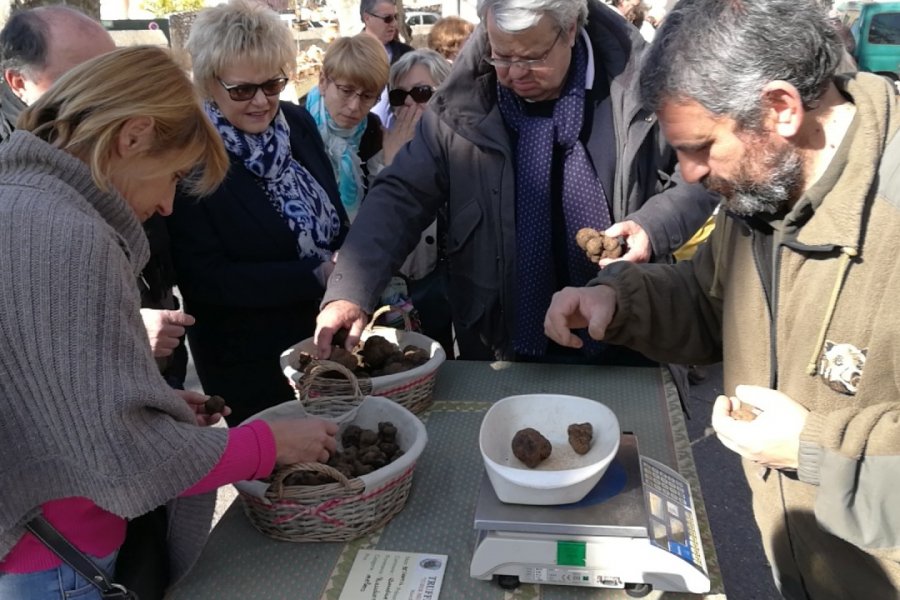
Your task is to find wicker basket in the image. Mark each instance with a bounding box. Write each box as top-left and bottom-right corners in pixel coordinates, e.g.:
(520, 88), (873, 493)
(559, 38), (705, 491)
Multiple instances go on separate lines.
(280, 306), (446, 415)
(235, 390), (428, 542)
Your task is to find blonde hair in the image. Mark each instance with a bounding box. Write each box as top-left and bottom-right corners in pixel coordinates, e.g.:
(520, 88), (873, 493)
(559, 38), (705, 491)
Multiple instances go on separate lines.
(18, 46), (228, 196)
(187, 0), (296, 98)
(427, 16), (475, 61)
(322, 34), (389, 94)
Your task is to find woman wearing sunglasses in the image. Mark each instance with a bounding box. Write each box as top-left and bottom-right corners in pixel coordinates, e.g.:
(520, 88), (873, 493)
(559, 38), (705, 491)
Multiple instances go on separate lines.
(383, 49), (450, 164)
(306, 33), (389, 222)
(166, 0), (349, 425)
(382, 49), (455, 356)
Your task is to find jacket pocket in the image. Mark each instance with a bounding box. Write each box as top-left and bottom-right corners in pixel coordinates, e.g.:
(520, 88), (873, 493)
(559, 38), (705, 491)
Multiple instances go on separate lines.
(446, 200), (482, 257)
(444, 201), (503, 345)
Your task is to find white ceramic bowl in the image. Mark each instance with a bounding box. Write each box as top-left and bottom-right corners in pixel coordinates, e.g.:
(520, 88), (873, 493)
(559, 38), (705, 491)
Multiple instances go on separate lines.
(479, 394), (621, 505)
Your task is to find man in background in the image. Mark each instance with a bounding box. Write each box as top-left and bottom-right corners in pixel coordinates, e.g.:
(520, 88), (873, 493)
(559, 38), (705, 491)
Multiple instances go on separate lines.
(0, 6), (193, 388)
(360, 0), (413, 126)
(0, 6), (115, 136)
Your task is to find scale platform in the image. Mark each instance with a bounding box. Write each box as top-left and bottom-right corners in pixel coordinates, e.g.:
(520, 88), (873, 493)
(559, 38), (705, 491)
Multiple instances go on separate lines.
(470, 434), (710, 596)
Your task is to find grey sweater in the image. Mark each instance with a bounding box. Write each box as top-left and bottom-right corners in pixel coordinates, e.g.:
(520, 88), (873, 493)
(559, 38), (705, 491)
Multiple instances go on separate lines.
(0, 131), (227, 580)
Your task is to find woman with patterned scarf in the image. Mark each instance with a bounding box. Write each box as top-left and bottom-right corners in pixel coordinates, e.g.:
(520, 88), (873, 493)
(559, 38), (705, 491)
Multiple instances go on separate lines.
(306, 34), (389, 222)
(167, 0), (349, 425)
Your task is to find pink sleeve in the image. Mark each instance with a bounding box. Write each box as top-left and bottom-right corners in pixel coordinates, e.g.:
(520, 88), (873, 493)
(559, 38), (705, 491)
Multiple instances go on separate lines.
(180, 420), (277, 497)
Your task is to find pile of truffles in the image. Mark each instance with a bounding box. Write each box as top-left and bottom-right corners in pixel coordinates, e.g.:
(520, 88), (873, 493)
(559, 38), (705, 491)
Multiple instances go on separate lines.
(575, 227), (625, 263)
(511, 422), (594, 468)
(293, 335), (430, 378)
(281, 422), (403, 486)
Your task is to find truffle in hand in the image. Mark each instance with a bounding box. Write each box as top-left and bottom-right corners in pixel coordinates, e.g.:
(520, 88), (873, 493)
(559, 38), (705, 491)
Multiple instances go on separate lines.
(512, 427), (552, 468)
(731, 401), (761, 421)
(204, 395), (226, 415)
(567, 422), (593, 455)
(575, 227), (625, 263)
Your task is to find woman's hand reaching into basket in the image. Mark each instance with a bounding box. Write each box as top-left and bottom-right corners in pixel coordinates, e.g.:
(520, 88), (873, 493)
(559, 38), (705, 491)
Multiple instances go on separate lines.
(269, 418), (339, 465)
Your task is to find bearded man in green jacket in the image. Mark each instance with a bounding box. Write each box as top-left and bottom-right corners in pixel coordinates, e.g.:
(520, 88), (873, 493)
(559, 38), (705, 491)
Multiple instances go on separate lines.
(545, 0), (900, 597)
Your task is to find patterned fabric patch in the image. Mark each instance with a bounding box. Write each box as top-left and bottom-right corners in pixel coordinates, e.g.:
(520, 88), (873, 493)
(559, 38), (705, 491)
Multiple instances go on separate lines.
(817, 340), (867, 395)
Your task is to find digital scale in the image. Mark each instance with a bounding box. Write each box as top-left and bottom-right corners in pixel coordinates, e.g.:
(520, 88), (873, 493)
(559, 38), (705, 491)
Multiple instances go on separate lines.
(470, 434), (710, 597)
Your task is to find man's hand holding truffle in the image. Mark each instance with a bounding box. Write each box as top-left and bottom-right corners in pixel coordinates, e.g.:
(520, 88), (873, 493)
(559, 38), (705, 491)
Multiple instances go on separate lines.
(598, 220), (652, 267)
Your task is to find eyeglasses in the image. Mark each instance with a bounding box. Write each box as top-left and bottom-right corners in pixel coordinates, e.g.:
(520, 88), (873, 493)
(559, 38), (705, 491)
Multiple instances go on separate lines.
(327, 78), (380, 106)
(366, 10), (397, 24)
(388, 84), (434, 107)
(217, 76), (288, 102)
(485, 28), (564, 72)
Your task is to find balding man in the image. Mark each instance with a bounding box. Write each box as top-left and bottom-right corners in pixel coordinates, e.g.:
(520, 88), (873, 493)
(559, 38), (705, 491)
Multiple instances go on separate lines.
(0, 6), (116, 138)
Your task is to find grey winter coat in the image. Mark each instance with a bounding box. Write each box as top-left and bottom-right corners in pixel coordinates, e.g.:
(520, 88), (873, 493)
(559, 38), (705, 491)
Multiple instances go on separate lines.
(324, 0), (718, 358)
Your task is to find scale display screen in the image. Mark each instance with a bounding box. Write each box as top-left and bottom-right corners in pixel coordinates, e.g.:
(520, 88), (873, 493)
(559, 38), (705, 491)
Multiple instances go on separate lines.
(640, 456), (705, 571)
(556, 541), (586, 567)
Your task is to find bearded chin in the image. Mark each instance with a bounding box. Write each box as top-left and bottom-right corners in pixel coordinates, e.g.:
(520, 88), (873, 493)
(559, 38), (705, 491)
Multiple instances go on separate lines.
(707, 143), (804, 217)
(724, 187), (788, 217)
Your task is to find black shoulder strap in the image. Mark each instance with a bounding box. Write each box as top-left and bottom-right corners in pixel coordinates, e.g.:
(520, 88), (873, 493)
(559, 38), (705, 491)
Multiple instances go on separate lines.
(26, 516), (136, 599)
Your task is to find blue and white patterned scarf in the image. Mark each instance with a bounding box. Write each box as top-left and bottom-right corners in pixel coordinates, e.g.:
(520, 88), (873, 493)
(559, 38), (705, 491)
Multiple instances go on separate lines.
(205, 101), (341, 260)
(305, 86), (368, 221)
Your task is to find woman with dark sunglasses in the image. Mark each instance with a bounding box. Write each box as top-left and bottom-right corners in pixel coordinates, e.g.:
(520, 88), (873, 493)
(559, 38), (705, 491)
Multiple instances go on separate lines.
(382, 49), (450, 163)
(166, 0), (349, 425)
(382, 49), (455, 357)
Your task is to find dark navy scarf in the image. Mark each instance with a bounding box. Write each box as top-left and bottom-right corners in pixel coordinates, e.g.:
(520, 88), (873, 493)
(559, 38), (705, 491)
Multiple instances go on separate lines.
(497, 34), (611, 357)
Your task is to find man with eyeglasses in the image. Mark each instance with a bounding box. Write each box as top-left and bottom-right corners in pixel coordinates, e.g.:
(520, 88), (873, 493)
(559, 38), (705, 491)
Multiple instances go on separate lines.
(317, 0), (718, 371)
(360, 0), (414, 126)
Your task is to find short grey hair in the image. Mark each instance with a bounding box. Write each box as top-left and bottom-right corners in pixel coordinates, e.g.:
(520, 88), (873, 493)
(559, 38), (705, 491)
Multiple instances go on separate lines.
(187, 0), (296, 99)
(476, 0), (587, 33)
(360, 0), (396, 20)
(389, 48), (452, 89)
(640, 0), (843, 131)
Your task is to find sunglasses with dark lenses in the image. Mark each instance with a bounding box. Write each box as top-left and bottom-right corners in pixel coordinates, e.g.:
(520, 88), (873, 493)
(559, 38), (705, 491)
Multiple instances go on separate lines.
(218, 76), (289, 102)
(366, 10), (397, 24)
(388, 85), (434, 107)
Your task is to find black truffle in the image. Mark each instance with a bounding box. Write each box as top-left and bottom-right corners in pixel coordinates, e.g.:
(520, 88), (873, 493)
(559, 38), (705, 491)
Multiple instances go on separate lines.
(567, 422), (593, 455)
(511, 427), (552, 468)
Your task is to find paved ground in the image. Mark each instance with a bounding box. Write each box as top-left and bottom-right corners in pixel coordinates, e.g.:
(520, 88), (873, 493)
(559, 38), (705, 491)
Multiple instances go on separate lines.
(684, 364), (781, 599)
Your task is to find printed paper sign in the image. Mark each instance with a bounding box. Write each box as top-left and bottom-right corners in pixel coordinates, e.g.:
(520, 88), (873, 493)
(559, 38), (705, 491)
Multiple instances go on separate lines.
(339, 550), (447, 600)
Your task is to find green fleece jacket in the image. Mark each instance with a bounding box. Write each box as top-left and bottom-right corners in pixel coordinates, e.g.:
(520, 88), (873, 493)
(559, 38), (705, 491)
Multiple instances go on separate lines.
(594, 73), (900, 598)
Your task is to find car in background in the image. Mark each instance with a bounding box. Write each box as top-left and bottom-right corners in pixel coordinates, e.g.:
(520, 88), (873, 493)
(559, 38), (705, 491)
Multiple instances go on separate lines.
(835, 1), (900, 80)
(406, 11), (441, 27)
